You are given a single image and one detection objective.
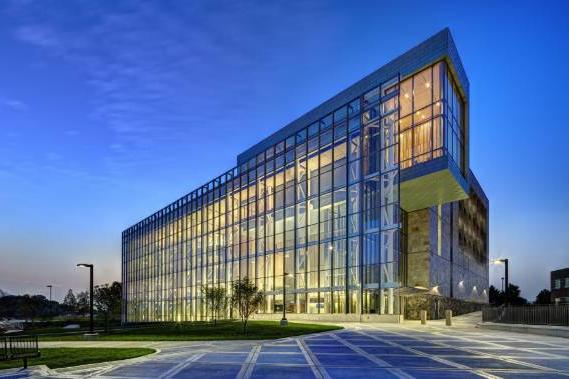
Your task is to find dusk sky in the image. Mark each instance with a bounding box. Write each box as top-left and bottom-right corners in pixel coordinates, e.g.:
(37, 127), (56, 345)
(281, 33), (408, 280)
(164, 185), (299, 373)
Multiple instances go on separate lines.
(1, 1), (568, 302)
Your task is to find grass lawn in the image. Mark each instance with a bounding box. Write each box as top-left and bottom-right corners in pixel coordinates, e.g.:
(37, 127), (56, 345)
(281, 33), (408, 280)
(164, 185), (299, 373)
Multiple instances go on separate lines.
(0, 348), (155, 370)
(39, 320), (341, 341)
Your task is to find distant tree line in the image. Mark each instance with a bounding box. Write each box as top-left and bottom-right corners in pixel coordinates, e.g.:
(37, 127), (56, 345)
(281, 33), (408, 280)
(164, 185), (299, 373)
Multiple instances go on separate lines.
(0, 279), (264, 333)
(0, 282), (122, 325)
(0, 294), (61, 321)
(488, 283), (553, 306)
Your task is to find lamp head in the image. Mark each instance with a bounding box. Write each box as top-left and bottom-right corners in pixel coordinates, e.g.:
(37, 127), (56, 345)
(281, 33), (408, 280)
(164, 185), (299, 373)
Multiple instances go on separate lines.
(77, 263), (93, 268)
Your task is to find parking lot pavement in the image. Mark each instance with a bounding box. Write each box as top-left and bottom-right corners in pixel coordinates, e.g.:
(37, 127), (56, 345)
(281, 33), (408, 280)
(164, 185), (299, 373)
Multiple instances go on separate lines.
(2, 323), (569, 378)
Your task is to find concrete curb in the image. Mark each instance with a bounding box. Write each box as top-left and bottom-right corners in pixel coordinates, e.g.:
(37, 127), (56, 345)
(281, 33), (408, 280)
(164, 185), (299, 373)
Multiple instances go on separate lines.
(477, 322), (569, 338)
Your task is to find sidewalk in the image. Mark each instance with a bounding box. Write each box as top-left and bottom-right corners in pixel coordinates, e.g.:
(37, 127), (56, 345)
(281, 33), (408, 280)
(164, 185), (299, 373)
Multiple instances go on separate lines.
(6, 322), (569, 379)
(39, 339), (266, 349)
(478, 321), (569, 338)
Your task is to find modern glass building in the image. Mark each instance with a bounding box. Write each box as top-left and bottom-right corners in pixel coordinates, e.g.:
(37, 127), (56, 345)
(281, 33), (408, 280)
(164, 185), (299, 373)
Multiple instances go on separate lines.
(122, 29), (488, 323)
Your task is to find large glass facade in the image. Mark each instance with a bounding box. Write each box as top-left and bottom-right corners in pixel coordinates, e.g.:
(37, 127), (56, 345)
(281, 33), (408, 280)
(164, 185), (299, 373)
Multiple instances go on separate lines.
(398, 62), (465, 171)
(122, 60), (466, 322)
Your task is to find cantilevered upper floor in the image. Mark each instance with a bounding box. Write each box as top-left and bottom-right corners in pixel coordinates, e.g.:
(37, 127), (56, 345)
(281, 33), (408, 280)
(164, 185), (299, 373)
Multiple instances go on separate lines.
(237, 28), (471, 212)
(123, 28), (478, 235)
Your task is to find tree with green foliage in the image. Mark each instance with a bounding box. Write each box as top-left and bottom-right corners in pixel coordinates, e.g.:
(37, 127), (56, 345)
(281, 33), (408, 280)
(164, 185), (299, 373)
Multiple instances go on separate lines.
(201, 285), (227, 326)
(20, 294), (47, 322)
(231, 277), (264, 334)
(94, 282), (122, 332)
(489, 285), (504, 305)
(0, 294), (65, 320)
(489, 283), (527, 306)
(534, 289), (552, 305)
(507, 284), (528, 306)
(76, 291), (90, 315)
(63, 289), (77, 312)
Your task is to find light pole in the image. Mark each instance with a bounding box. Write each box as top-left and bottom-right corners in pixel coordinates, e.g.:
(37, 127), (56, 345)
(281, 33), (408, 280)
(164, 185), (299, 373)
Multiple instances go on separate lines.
(46, 285), (52, 302)
(77, 263), (95, 334)
(493, 259), (509, 306)
(281, 272), (292, 326)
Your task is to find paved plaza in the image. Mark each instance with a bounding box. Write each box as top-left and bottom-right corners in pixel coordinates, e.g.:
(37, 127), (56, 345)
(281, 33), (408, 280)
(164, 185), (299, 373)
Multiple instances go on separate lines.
(2, 321), (569, 378)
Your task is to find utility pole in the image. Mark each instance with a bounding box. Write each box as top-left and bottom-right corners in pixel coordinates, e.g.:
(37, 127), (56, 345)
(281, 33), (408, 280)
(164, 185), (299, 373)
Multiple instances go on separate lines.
(493, 259), (509, 305)
(77, 263), (95, 334)
(46, 285), (53, 302)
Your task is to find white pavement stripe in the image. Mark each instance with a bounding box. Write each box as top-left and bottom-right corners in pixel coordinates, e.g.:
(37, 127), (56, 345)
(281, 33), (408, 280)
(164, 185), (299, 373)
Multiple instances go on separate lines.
(371, 324), (567, 377)
(297, 338), (327, 379)
(160, 353), (204, 379)
(328, 333), (412, 379)
(422, 325), (569, 357)
(398, 324), (569, 372)
(9, 323), (569, 378)
(329, 332), (391, 367)
(363, 327), (504, 379)
(237, 344), (260, 379)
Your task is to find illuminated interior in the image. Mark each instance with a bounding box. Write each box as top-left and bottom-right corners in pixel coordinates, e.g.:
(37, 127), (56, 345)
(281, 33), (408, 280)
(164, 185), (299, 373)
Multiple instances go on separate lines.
(397, 61), (465, 171)
(122, 60), (469, 322)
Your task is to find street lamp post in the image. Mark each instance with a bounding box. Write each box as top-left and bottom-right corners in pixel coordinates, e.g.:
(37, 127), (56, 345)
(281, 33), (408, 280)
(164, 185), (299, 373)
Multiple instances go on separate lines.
(77, 263), (95, 335)
(46, 285), (52, 302)
(281, 272), (291, 326)
(493, 259), (509, 306)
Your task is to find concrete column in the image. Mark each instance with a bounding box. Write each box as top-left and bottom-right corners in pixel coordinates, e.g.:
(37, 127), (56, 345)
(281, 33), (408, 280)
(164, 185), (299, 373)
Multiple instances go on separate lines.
(388, 288), (394, 315)
(420, 310), (427, 325)
(445, 310), (453, 326)
(380, 289), (386, 314)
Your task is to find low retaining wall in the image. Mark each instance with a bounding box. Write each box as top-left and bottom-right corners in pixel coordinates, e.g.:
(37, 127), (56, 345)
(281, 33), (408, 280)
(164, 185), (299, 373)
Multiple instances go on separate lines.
(478, 322), (569, 339)
(404, 295), (484, 320)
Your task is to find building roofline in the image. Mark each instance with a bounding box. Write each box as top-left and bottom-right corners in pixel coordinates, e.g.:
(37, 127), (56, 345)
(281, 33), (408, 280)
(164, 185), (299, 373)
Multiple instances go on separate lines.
(237, 27), (469, 165)
(123, 28), (471, 234)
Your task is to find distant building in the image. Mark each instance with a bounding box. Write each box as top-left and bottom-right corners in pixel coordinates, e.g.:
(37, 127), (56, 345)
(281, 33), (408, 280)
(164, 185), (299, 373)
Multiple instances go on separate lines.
(551, 268), (569, 304)
(121, 29), (489, 323)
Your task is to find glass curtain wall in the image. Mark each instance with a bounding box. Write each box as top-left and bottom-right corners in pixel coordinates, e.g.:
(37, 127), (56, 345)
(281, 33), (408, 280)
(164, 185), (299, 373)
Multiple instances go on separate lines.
(398, 61), (465, 172)
(122, 60), (464, 322)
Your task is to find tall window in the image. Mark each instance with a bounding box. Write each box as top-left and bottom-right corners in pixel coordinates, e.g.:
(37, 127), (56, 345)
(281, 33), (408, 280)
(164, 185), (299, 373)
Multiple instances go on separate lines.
(397, 61), (464, 171)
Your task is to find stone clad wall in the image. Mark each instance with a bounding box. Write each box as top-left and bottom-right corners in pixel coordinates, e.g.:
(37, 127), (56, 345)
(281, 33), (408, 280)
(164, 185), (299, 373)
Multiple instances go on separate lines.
(406, 209), (430, 288)
(404, 294), (483, 320)
(404, 196), (488, 320)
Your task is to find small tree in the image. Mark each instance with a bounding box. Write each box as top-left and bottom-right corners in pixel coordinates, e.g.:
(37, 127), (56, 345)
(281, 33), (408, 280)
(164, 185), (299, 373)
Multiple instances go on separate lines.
(488, 285), (504, 306)
(94, 282), (122, 332)
(507, 284), (528, 306)
(21, 295), (43, 322)
(534, 289), (552, 305)
(63, 289), (77, 312)
(202, 285), (227, 326)
(76, 291), (90, 316)
(231, 277), (264, 334)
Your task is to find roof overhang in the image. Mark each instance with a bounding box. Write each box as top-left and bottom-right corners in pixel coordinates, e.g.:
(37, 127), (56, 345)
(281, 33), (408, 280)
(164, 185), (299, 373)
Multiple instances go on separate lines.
(400, 156), (468, 212)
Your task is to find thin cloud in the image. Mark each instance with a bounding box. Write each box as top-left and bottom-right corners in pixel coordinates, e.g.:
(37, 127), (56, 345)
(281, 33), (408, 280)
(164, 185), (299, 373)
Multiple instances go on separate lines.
(0, 98), (28, 111)
(9, 1), (341, 177)
(15, 24), (61, 49)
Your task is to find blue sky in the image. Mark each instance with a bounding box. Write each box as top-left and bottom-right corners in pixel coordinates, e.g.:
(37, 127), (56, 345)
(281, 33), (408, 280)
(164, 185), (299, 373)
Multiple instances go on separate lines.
(0, 0), (568, 301)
